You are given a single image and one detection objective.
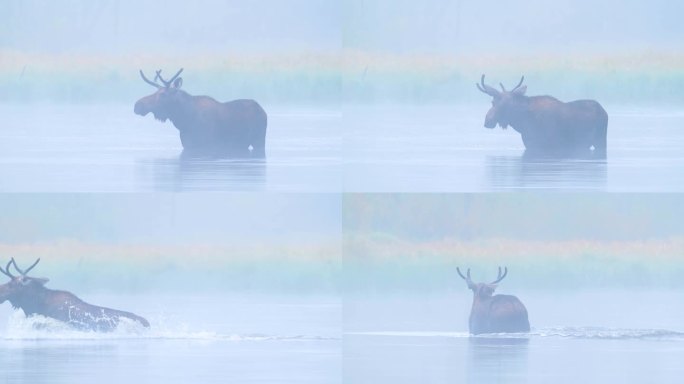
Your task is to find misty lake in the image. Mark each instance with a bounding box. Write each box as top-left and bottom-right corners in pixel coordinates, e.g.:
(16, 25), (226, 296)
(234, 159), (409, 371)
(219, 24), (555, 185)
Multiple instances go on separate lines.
(0, 293), (341, 384)
(344, 105), (684, 192)
(2, 103), (684, 192)
(0, 104), (341, 192)
(344, 291), (684, 383)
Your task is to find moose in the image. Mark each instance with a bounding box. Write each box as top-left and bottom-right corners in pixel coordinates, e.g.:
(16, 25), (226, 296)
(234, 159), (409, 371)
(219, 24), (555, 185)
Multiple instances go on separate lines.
(134, 68), (267, 158)
(457, 267), (529, 335)
(476, 75), (608, 158)
(0, 258), (150, 332)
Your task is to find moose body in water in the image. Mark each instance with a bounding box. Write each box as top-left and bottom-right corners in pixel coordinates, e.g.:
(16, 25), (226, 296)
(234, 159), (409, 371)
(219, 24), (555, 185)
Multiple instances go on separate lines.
(477, 75), (608, 158)
(0, 259), (150, 332)
(134, 68), (267, 158)
(457, 267), (529, 335)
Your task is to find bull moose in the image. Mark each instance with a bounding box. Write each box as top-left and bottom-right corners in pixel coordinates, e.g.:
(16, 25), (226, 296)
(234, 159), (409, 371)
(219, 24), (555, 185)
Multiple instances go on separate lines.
(134, 68), (267, 158)
(457, 267), (530, 335)
(476, 75), (608, 158)
(0, 258), (150, 332)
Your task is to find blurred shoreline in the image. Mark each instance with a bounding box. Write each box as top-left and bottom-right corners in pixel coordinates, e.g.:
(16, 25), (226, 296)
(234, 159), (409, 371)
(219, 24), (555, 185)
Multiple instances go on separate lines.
(2, 49), (684, 104)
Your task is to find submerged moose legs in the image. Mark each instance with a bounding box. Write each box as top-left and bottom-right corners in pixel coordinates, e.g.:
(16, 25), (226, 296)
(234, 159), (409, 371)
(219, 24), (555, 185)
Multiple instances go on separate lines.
(0, 258), (149, 332)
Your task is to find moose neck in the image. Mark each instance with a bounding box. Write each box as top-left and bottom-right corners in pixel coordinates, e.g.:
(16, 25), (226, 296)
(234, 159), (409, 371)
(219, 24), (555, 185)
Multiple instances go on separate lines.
(166, 92), (196, 132)
(469, 294), (495, 333)
(505, 96), (533, 134)
(470, 295), (494, 319)
(8, 285), (53, 315)
(471, 294), (493, 309)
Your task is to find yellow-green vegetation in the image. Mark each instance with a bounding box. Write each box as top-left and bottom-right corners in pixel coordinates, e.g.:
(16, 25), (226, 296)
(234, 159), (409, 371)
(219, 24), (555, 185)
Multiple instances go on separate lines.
(0, 240), (341, 293)
(0, 50), (341, 104)
(2, 49), (684, 103)
(343, 50), (684, 104)
(344, 235), (684, 290)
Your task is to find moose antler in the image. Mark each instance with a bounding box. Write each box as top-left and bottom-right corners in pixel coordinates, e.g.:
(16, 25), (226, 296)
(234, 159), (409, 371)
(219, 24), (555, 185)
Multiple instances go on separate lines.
(155, 68), (184, 88)
(11, 258), (41, 276)
(457, 267), (471, 282)
(511, 76), (525, 92)
(139, 70), (162, 89)
(476, 74), (500, 97)
(490, 266), (508, 284)
(0, 259), (15, 278)
(457, 267), (477, 289)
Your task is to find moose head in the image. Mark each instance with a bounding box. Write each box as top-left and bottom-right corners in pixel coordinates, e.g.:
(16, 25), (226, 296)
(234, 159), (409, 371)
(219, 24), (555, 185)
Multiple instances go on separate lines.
(134, 68), (186, 123)
(0, 258), (150, 331)
(457, 266), (508, 299)
(457, 266), (530, 334)
(0, 258), (48, 306)
(476, 74), (527, 129)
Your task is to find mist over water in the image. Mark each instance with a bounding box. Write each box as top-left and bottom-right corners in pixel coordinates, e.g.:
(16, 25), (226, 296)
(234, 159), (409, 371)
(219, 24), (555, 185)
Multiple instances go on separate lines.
(2, 1), (684, 383)
(2, 1), (684, 191)
(343, 105), (684, 191)
(343, 194), (684, 383)
(0, 104), (341, 192)
(0, 194), (342, 383)
(0, 293), (341, 384)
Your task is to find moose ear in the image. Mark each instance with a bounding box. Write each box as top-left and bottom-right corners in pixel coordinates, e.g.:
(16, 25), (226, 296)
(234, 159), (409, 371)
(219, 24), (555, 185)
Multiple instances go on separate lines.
(173, 78), (183, 89)
(513, 85), (527, 96)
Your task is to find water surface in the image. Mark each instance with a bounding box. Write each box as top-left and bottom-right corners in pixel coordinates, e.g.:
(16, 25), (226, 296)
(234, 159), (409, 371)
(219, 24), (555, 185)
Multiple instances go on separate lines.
(3, 103), (682, 191)
(0, 104), (341, 192)
(344, 105), (684, 191)
(344, 290), (684, 383)
(0, 293), (341, 383)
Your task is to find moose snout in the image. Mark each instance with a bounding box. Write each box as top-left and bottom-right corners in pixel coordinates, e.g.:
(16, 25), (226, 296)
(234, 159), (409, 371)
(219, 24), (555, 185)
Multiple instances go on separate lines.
(484, 109), (498, 129)
(134, 101), (148, 116)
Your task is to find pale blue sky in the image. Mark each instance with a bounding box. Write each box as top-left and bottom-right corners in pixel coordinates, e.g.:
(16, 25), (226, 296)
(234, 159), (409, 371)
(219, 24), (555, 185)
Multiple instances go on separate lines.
(344, 0), (684, 54)
(3, 0), (681, 56)
(0, 0), (340, 54)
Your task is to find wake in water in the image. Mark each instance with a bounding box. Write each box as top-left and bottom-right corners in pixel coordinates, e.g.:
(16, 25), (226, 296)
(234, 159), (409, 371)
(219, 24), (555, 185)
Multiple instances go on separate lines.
(0, 310), (337, 342)
(347, 326), (684, 341)
(531, 326), (684, 340)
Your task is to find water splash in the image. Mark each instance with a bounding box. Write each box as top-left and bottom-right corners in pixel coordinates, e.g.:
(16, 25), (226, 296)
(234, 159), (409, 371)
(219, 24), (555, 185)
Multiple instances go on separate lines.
(0, 311), (337, 342)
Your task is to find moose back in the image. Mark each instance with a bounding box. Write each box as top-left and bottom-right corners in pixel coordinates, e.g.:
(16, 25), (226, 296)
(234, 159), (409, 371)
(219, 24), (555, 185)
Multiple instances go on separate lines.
(134, 68), (267, 158)
(0, 258), (150, 332)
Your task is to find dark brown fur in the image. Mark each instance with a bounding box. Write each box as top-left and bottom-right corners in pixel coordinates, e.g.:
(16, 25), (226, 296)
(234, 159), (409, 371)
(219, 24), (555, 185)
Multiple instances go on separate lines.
(477, 75), (608, 158)
(458, 267), (530, 335)
(134, 69), (267, 158)
(0, 259), (149, 332)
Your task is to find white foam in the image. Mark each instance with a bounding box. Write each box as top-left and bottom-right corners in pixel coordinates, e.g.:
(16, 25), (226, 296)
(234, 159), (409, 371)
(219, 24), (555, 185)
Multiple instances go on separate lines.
(0, 311), (336, 342)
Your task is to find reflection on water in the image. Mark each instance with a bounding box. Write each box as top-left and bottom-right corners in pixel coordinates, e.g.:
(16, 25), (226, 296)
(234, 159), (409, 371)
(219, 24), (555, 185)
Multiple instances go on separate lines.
(139, 157), (267, 192)
(0, 104), (340, 192)
(344, 291), (684, 383)
(3, 104), (683, 191)
(0, 294), (341, 383)
(487, 156), (607, 190)
(343, 105), (684, 192)
(468, 337), (529, 384)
